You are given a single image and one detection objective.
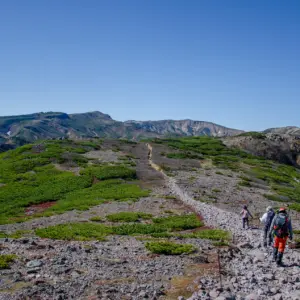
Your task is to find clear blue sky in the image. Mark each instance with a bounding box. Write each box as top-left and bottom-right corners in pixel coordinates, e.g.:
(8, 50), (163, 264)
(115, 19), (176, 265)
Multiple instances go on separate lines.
(0, 0), (299, 131)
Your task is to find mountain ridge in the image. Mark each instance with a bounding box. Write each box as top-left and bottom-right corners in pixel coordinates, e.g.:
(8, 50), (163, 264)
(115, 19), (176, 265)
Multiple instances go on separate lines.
(0, 111), (243, 147)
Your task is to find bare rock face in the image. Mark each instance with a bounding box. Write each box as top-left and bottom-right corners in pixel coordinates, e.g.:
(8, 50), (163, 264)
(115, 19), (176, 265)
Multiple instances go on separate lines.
(223, 133), (300, 167)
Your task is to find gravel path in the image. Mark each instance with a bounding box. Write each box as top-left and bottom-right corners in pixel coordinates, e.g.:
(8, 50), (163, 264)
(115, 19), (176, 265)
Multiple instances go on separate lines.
(147, 144), (300, 300)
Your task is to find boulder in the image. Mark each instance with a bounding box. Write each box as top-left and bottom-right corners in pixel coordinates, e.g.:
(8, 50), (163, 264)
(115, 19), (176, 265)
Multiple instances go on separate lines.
(26, 260), (43, 268)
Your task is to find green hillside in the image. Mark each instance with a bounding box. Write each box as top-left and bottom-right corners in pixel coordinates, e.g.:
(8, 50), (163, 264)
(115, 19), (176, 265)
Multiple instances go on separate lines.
(0, 139), (148, 224)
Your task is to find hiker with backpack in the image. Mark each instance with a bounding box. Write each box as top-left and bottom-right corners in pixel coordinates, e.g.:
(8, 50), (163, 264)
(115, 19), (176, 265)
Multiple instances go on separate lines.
(268, 207), (293, 266)
(260, 206), (275, 247)
(240, 205), (253, 229)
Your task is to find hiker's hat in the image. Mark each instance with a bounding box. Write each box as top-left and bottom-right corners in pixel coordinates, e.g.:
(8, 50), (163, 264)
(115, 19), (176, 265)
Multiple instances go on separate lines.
(279, 207), (286, 212)
(266, 206), (272, 212)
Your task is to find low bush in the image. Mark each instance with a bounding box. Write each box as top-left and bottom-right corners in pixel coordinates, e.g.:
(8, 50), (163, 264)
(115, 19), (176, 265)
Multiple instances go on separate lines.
(106, 212), (152, 222)
(289, 203), (300, 212)
(36, 223), (112, 241)
(112, 223), (166, 235)
(145, 241), (195, 255)
(166, 152), (202, 160)
(263, 194), (287, 202)
(46, 180), (150, 214)
(238, 180), (251, 187)
(181, 229), (230, 241)
(0, 254), (17, 269)
(80, 165), (136, 180)
(89, 216), (102, 222)
(152, 214), (203, 230)
(159, 164), (171, 172)
(0, 230), (31, 239)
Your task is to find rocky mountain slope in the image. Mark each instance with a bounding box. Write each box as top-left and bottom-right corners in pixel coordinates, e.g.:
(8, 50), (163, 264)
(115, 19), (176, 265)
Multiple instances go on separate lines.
(1, 137), (300, 299)
(223, 132), (300, 167)
(264, 126), (300, 136)
(0, 111), (242, 148)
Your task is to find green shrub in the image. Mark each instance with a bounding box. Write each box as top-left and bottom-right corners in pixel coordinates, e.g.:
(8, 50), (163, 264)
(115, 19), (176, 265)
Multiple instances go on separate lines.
(80, 165), (136, 180)
(106, 212), (152, 222)
(0, 230), (31, 239)
(0, 254), (17, 269)
(166, 152), (202, 160)
(289, 203), (300, 212)
(238, 180), (251, 187)
(111, 223), (166, 235)
(150, 232), (174, 238)
(159, 164), (171, 172)
(145, 241), (195, 255)
(89, 216), (103, 222)
(263, 194), (287, 202)
(182, 229), (230, 241)
(152, 214), (203, 230)
(46, 180), (150, 214)
(212, 188), (221, 193)
(36, 223), (113, 241)
(0, 167), (93, 224)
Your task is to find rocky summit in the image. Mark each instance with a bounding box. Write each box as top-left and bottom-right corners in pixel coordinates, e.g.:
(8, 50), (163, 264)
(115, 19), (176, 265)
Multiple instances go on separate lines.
(1, 133), (300, 300)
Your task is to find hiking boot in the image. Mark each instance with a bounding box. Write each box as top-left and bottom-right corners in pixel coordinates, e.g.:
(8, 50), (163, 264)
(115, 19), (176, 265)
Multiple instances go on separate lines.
(273, 248), (278, 262)
(276, 252), (283, 266)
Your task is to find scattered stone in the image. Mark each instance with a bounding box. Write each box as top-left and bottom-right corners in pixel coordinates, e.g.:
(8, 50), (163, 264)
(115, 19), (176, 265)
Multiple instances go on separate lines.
(237, 242), (253, 249)
(27, 267), (41, 274)
(26, 260), (43, 268)
(273, 294), (283, 300)
(245, 293), (258, 300)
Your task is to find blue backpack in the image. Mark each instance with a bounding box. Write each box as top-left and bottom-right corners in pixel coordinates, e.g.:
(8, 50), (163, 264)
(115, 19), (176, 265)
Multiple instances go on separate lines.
(273, 213), (289, 238)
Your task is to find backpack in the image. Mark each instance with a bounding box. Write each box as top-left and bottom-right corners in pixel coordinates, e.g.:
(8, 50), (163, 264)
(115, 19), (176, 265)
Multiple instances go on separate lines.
(265, 210), (275, 230)
(273, 213), (289, 238)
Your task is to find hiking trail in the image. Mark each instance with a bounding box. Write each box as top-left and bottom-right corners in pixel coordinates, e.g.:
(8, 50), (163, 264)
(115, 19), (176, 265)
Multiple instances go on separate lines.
(147, 143), (300, 300)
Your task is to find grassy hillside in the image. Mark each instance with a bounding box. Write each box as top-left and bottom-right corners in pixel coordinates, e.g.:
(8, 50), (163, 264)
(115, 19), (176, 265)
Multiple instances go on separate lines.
(1, 136), (300, 225)
(0, 139), (148, 224)
(150, 136), (300, 209)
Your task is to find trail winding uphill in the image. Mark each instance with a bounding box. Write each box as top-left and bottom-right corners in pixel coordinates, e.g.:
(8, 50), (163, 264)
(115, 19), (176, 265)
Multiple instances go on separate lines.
(147, 143), (300, 300)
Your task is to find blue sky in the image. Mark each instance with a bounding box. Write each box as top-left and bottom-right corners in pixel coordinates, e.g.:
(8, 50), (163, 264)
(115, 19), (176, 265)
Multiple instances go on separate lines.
(0, 0), (299, 131)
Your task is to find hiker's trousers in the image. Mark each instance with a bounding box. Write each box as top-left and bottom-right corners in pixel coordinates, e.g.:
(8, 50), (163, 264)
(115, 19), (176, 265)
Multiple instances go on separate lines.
(263, 227), (268, 243)
(274, 236), (288, 253)
(242, 217), (249, 229)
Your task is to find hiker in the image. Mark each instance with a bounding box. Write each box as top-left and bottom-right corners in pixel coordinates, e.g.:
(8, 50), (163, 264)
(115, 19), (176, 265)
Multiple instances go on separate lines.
(260, 206), (275, 247)
(268, 207), (293, 266)
(240, 205), (253, 229)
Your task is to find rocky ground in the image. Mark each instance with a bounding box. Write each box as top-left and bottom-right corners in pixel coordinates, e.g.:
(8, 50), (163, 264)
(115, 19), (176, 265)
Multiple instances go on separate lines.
(148, 144), (300, 300)
(1, 141), (300, 300)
